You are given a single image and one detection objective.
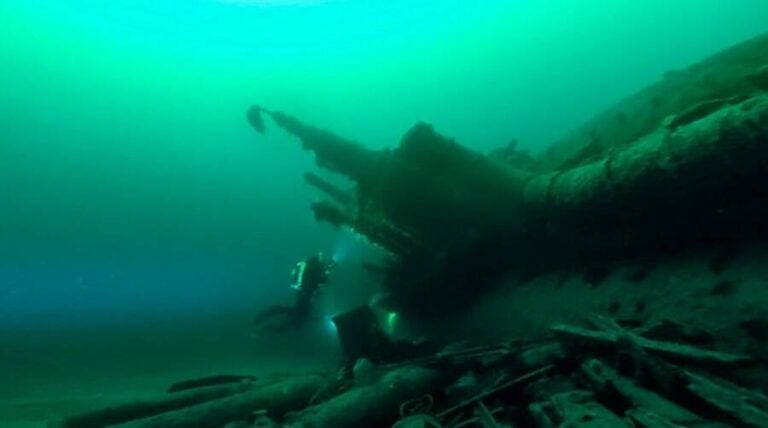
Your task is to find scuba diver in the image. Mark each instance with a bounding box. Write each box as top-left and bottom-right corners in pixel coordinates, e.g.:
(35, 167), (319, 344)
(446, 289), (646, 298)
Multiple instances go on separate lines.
(253, 252), (336, 334)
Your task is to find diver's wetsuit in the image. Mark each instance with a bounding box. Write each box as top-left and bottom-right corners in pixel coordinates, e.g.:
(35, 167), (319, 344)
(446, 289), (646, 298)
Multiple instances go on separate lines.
(254, 255), (330, 330)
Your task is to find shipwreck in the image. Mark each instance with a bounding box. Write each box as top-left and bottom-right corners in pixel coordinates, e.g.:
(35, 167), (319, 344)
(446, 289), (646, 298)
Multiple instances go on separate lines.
(55, 32), (768, 427)
(246, 33), (768, 319)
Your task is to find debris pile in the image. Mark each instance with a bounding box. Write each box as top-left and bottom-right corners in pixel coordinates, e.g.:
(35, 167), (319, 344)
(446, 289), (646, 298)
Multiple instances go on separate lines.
(53, 313), (767, 427)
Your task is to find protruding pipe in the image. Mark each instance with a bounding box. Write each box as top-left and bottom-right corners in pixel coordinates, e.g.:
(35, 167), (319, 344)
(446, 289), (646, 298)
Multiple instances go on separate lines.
(304, 172), (354, 209)
(246, 105), (381, 185)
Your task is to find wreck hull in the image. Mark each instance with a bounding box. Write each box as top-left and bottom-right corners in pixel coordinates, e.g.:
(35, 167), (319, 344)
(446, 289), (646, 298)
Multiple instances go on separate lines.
(522, 95), (768, 263)
(541, 32), (768, 168)
(245, 32), (768, 320)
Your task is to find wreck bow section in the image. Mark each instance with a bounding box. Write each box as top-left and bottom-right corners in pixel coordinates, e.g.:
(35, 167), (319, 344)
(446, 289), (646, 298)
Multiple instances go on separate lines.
(246, 33), (768, 319)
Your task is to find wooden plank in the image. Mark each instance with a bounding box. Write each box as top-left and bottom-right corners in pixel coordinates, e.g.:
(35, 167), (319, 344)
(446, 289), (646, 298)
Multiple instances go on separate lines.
(683, 371), (768, 428)
(550, 324), (752, 366)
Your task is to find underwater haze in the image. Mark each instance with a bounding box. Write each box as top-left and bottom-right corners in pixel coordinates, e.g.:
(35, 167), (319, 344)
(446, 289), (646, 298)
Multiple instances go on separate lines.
(2, 0), (768, 423)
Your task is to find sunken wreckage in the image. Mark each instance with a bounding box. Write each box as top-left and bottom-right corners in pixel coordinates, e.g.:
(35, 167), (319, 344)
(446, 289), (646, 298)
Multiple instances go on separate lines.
(56, 33), (768, 427)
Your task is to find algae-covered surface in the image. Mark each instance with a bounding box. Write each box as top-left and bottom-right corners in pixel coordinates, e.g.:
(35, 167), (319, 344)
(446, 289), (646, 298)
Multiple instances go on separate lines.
(3, 1), (768, 426)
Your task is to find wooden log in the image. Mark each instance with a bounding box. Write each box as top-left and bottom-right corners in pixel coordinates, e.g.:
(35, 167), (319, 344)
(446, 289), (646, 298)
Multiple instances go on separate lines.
(53, 381), (256, 428)
(551, 324), (753, 367)
(284, 366), (441, 428)
(682, 370), (768, 428)
(115, 374), (326, 428)
(625, 408), (688, 428)
(580, 358), (704, 426)
(550, 390), (633, 427)
(474, 401), (506, 428)
(585, 344), (766, 428)
(528, 402), (556, 428)
(167, 374), (257, 393)
(437, 364), (556, 418)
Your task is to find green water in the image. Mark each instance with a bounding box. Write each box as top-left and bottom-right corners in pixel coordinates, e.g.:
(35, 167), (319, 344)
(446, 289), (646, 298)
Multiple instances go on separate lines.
(1, 0), (768, 424)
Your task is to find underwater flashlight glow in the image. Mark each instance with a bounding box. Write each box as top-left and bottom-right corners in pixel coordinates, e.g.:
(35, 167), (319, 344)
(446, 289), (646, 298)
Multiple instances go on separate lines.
(332, 236), (354, 262)
(385, 311), (398, 333)
(324, 316), (338, 335)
